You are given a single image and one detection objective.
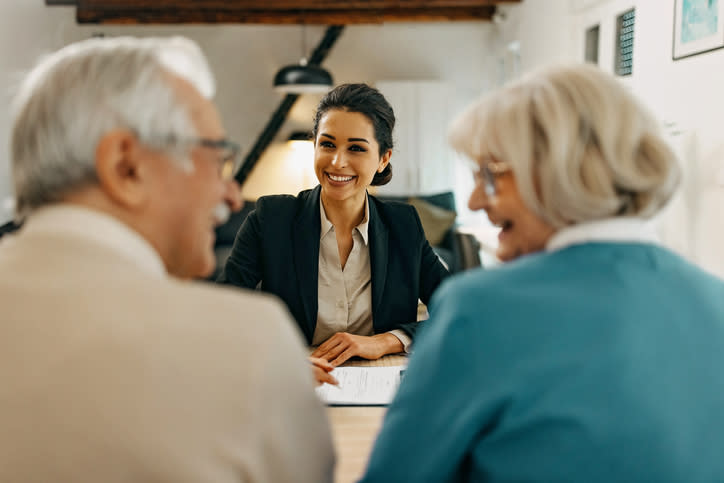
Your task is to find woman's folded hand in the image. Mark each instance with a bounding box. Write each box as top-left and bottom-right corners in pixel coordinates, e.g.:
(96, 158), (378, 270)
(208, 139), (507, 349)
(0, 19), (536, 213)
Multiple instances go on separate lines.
(311, 332), (403, 366)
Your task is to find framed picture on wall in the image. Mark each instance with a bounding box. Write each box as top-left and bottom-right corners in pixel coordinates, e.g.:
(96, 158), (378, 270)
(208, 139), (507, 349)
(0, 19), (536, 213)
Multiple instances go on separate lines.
(673, 0), (724, 60)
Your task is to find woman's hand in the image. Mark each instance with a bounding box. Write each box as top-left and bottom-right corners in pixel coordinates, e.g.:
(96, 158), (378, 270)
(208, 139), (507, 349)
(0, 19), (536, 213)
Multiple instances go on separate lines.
(311, 332), (404, 366)
(309, 357), (338, 386)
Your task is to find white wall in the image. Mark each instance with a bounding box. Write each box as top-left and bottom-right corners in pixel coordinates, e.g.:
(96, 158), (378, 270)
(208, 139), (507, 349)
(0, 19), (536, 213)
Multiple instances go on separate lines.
(486, 0), (724, 278)
(497, 0), (577, 72)
(0, 1), (497, 218)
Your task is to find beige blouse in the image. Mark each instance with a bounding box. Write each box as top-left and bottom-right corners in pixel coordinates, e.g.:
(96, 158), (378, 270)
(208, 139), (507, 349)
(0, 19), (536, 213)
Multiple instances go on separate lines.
(312, 195), (411, 351)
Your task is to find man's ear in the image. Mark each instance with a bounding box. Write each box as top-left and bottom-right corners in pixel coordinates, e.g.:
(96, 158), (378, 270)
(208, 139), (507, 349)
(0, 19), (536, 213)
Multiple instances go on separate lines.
(378, 149), (392, 173)
(94, 130), (151, 210)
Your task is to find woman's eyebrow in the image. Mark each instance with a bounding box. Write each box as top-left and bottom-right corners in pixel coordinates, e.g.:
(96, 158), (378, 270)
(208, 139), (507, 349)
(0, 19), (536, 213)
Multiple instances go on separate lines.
(348, 138), (369, 144)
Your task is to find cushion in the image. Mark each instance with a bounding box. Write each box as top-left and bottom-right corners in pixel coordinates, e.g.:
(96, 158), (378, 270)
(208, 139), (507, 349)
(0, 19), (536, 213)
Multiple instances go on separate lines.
(408, 197), (456, 246)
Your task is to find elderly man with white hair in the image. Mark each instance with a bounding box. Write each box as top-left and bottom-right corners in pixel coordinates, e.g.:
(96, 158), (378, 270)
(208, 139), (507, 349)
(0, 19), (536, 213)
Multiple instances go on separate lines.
(0, 36), (334, 482)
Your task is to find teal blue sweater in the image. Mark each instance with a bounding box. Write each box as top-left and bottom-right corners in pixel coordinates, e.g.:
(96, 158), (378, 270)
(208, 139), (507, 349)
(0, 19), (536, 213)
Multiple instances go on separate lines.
(361, 242), (724, 482)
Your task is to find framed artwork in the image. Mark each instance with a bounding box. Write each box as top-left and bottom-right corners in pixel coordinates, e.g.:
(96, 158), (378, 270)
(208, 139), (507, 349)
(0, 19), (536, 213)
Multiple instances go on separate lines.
(673, 0), (724, 60)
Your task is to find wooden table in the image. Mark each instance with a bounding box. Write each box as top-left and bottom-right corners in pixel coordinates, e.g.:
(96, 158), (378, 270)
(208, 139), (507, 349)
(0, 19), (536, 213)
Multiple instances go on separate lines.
(327, 354), (407, 483)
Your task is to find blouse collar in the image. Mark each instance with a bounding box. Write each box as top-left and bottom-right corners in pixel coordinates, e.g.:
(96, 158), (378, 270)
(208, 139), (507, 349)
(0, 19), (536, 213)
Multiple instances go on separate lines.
(319, 193), (370, 245)
(546, 217), (660, 253)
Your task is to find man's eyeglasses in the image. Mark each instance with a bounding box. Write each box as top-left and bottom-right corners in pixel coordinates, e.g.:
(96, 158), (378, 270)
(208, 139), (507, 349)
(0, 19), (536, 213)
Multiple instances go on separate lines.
(192, 138), (241, 181)
(472, 158), (512, 196)
(145, 135), (242, 181)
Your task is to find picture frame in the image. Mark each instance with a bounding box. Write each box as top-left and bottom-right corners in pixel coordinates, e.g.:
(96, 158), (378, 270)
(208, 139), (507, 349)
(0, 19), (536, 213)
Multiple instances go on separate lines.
(673, 0), (724, 60)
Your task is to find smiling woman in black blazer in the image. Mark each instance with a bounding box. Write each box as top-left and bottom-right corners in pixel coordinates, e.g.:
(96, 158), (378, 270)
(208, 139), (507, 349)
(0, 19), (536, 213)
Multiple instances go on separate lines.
(218, 84), (449, 367)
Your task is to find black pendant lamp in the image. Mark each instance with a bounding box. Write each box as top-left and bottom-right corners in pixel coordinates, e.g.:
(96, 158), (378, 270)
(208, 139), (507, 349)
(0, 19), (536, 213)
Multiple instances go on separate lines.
(274, 26), (333, 94)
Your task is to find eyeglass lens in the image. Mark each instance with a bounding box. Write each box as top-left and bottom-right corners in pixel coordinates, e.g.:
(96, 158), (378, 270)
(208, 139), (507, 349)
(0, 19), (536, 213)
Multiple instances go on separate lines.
(483, 165), (497, 196)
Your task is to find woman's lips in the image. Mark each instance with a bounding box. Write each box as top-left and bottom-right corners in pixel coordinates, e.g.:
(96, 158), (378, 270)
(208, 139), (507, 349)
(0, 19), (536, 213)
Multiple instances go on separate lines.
(325, 172), (356, 185)
(497, 221), (513, 241)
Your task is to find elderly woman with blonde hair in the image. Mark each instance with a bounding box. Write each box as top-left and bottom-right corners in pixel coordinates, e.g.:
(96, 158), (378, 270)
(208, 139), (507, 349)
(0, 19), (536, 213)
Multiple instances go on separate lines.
(360, 64), (724, 482)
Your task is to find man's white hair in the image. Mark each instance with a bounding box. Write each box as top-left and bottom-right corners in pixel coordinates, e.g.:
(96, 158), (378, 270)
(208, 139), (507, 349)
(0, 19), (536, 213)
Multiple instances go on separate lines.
(449, 63), (680, 228)
(11, 35), (216, 218)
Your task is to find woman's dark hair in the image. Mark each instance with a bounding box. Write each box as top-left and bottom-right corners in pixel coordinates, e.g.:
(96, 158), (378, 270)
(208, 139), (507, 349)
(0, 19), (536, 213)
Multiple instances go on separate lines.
(312, 83), (394, 186)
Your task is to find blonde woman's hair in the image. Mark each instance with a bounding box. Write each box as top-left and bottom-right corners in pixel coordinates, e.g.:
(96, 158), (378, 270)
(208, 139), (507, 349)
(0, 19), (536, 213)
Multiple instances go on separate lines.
(448, 63), (680, 228)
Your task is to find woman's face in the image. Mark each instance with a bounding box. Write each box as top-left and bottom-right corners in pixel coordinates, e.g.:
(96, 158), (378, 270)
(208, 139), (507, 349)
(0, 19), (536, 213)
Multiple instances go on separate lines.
(468, 160), (555, 262)
(314, 109), (390, 205)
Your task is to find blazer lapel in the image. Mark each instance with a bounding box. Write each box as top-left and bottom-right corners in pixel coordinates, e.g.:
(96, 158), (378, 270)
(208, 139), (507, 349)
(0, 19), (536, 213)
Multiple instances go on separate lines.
(292, 186), (322, 339)
(368, 198), (388, 320)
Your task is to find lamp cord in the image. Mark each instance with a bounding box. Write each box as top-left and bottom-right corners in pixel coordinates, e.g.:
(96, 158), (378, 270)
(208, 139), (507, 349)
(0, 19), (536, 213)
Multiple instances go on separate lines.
(301, 24), (308, 65)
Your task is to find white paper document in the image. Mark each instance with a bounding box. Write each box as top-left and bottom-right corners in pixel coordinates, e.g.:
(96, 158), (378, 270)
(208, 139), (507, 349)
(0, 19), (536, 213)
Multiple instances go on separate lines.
(315, 365), (405, 406)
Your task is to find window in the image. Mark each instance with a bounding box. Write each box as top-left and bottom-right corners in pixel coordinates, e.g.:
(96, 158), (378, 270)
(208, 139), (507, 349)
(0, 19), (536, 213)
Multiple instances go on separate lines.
(615, 8), (635, 76)
(585, 24), (600, 64)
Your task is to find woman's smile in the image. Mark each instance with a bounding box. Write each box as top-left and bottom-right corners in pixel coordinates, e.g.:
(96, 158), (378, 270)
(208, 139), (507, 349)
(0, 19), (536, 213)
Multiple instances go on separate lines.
(325, 172), (357, 185)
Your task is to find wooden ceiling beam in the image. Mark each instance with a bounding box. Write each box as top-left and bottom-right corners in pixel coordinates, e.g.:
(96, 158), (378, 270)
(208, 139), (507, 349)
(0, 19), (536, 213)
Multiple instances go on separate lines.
(69, 1), (520, 24)
(75, 0), (517, 8)
(77, 6), (499, 24)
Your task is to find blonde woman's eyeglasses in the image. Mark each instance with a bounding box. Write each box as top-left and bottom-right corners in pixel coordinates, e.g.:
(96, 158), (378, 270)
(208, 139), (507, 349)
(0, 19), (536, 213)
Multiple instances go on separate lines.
(471, 158), (511, 196)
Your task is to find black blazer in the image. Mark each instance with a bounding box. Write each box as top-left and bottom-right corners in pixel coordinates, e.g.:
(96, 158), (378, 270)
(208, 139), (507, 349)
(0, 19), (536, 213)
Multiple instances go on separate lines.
(218, 186), (449, 344)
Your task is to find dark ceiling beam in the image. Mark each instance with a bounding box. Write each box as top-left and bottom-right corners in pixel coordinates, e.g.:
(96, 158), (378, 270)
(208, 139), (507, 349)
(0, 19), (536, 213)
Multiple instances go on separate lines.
(73, 0), (519, 24)
(76, 0), (516, 7)
(77, 7), (497, 24)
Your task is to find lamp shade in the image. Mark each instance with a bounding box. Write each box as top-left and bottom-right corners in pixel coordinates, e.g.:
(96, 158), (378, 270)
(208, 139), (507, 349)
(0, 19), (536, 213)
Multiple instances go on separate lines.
(273, 63), (333, 94)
